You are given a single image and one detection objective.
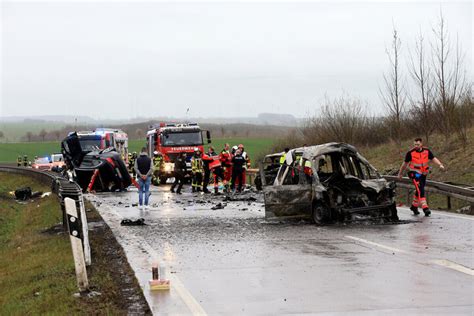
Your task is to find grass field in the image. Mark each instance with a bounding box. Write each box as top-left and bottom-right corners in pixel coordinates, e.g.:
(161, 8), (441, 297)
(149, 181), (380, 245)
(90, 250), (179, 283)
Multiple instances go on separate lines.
(0, 138), (276, 166)
(0, 122), (66, 143)
(0, 172), (149, 314)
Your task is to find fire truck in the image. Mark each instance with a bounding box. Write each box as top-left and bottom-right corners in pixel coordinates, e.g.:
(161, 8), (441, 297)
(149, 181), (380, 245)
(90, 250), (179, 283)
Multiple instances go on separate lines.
(76, 128), (129, 162)
(146, 123), (211, 182)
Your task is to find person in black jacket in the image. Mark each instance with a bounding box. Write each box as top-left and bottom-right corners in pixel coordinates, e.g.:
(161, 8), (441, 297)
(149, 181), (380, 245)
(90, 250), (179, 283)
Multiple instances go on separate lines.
(231, 149), (246, 193)
(171, 152), (187, 194)
(134, 147), (153, 209)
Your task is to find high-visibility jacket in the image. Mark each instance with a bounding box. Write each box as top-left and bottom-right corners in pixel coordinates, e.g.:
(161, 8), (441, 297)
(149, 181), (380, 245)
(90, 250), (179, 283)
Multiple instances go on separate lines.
(191, 156), (204, 173)
(153, 156), (163, 169)
(220, 150), (232, 167)
(408, 148), (430, 175)
(279, 153), (286, 165)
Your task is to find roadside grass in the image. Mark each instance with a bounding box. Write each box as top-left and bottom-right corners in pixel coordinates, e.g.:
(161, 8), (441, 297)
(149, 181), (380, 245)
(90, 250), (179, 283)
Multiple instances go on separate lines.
(360, 128), (473, 211)
(0, 172), (149, 315)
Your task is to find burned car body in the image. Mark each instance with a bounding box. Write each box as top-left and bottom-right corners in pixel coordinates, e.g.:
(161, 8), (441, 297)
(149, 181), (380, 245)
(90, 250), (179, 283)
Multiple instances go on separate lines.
(61, 132), (131, 192)
(261, 143), (398, 224)
(255, 152), (283, 191)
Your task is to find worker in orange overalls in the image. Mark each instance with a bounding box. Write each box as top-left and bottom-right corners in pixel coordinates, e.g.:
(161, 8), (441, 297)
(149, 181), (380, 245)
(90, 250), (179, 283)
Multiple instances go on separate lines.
(398, 137), (445, 216)
(220, 143), (233, 193)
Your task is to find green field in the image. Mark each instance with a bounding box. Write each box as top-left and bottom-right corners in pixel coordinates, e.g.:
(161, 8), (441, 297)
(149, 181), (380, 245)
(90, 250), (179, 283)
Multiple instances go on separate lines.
(0, 138), (275, 166)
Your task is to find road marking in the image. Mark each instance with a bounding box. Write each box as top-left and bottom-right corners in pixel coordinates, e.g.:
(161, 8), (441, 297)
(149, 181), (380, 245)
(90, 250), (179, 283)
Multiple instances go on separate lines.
(432, 259), (474, 276)
(345, 235), (408, 254)
(101, 204), (208, 316)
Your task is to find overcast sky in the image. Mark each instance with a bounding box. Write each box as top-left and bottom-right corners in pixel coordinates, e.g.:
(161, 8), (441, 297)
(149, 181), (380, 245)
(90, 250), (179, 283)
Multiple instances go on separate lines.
(1, 1), (472, 119)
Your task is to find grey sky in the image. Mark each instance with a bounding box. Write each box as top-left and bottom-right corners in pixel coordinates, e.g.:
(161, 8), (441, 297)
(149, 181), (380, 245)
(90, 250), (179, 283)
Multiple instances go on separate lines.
(1, 1), (472, 119)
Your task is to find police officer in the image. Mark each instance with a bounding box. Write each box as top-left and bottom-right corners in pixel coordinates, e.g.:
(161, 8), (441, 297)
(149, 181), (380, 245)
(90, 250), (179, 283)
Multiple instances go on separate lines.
(152, 151), (163, 185)
(191, 148), (204, 192)
(398, 137), (445, 216)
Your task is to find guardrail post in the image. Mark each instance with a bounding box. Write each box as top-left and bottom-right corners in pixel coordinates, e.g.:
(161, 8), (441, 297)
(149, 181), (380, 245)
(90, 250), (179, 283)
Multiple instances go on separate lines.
(447, 196), (452, 210)
(65, 197), (89, 292)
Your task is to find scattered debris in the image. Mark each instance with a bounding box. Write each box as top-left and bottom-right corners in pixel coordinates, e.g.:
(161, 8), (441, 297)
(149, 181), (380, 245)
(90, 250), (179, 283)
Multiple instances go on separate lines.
(14, 187), (43, 201)
(121, 218), (146, 226)
(211, 203), (226, 210)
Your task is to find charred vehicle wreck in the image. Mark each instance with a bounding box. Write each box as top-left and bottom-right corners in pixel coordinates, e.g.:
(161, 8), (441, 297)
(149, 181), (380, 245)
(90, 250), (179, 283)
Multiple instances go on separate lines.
(61, 132), (132, 192)
(261, 143), (398, 224)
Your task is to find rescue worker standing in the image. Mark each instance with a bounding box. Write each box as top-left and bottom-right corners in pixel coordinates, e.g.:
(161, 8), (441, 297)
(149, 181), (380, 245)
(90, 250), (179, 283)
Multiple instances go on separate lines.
(17, 155), (22, 167)
(398, 138), (445, 216)
(171, 152), (187, 194)
(191, 148), (204, 192)
(220, 143), (232, 192)
(231, 149), (246, 193)
(134, 147), (153, 210)
(129, 152), (137, 177)
(201, 147), (216, 194)
(152, 151), (163, 185)
(280, 148), (290, 165)
(23, 155), (28, 167)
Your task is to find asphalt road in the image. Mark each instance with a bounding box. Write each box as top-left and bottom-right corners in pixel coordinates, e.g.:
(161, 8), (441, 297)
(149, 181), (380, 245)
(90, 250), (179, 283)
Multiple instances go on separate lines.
(87, 186), (473, 315)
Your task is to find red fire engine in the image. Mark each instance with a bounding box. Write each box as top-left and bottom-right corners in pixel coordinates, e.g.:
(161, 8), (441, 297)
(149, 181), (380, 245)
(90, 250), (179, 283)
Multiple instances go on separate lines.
(146, 123), (211, 182)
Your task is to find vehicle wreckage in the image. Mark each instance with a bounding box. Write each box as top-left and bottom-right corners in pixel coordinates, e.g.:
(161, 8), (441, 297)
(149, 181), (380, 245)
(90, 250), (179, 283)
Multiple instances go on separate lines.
(61, 132), (132, 192)
(260, 143), (399, 224)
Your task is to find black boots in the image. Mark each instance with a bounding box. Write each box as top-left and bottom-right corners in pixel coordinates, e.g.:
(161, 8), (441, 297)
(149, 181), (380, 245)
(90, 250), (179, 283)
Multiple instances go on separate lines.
(423, 208), (431, 216)
(410, 205), (420, 215)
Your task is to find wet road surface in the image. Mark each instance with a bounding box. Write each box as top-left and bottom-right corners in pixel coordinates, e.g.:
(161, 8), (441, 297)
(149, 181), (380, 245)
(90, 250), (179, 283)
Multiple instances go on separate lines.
(87, 186), (474, 315)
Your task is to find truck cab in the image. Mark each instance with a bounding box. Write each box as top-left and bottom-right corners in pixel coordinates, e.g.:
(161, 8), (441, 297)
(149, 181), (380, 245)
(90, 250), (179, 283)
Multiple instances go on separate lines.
(147, 123), (211, 181)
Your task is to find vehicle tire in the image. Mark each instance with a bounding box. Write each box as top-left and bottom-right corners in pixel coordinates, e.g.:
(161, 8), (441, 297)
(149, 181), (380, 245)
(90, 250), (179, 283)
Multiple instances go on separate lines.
(389, 203), (399, 221)
(312, 203), (330, 225)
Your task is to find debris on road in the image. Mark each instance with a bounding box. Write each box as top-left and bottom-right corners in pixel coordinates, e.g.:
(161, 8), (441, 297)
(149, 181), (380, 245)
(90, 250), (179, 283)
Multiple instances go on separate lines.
(120, 218), (146, 226)
(211, 203), (226, 210)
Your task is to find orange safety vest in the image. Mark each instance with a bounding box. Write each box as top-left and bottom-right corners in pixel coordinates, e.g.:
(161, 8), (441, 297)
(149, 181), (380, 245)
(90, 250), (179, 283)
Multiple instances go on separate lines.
(408, 148), (430, 175)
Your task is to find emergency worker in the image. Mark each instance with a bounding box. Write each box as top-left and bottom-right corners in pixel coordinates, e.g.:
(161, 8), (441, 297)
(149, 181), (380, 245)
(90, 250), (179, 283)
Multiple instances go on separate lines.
(220, 143), (232, 192)
(398, 138), (445, 216)
(129, 152), (138, 177)
(17, 155), (22, 167)
(235, 144), (250, 187)
(171, 152), (187, 194)
(191, 148), (204, 192)
(152, 151), (163, 185)
(201, 147), (217, 193)
(23, 155), (28, 167)
(280, 148), (290, 165)
(231, 149), (246, 193)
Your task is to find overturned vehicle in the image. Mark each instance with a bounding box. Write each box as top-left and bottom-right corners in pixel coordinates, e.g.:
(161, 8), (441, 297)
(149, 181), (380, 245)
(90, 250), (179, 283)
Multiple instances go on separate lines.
(261, 143), (398, 224)
(61, 132), (132, 192)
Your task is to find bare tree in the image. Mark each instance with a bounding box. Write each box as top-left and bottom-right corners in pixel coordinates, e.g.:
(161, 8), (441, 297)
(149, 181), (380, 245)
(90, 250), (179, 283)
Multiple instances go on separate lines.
(431, 11), (468, 141)
(25, 131), (33, 142)
(220, 126), (225, 137)
(135, 128), (143, 139)
(39, 129), (47, 142)
(408, 31), (435, 144)
(380, 26), (406, 151)
(54, 130), (61, 141)
(0, 131), (4, 142)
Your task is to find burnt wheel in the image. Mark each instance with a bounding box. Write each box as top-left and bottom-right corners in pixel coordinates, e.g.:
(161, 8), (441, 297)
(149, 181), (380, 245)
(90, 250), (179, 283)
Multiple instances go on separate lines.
(312, 203), (330, 225)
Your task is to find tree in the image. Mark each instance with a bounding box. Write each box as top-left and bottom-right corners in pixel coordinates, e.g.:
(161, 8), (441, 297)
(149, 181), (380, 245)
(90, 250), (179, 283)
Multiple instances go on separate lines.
(26, 131), (33, 142)
(39, 129), (47, 142)
(431, 11), (468, 141)
(380, 27), (406, 151)
(54, 130), (61, 141)
(0, 131), (4, 142)
(220, 126), (225, 137)
(408, 31), (435, 144)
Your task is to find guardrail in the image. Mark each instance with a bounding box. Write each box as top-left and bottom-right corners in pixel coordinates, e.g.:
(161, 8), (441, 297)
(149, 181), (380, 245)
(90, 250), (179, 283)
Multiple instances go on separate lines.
(383, 175), (474, 209)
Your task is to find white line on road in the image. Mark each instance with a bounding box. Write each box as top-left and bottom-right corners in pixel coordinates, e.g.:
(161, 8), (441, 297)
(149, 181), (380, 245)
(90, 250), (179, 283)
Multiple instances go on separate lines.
(432, 259), (474, 276)
(345, 235), (408, 254)
(102, 204), (208, 316)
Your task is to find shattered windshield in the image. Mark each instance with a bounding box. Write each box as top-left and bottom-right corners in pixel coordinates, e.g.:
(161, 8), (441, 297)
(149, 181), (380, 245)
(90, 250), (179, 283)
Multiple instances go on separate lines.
(162, 132), (203, 146)
(79, 136), (102, 151)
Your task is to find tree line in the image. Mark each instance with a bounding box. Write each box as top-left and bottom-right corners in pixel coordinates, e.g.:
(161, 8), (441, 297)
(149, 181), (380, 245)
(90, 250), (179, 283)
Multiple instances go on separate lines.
(275, 12), (472, 153)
